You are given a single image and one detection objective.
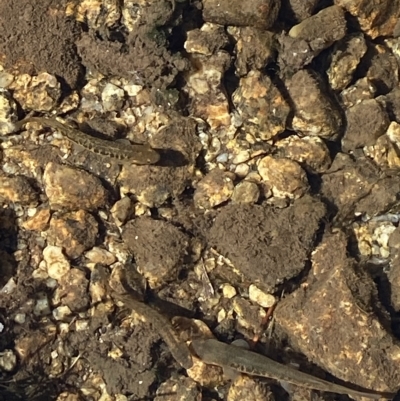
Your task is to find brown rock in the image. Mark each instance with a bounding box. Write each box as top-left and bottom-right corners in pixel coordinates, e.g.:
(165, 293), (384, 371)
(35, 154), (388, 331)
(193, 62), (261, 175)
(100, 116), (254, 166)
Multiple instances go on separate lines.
(207, 196), (326, 291)
(340, 77), (376, 108)
(280, 0), (319, 22)
(342, 99), (390, 151)
(22, 208), (51, 232)
(0, 174), (38, 205)
(122, 217), (190, 288)
(47, 210), (98, 259)
(232, 71), (290, 141)
(382, 88), (400, 123)
(231, 181), (260, 204)
(327, 33), (368, 91)
(334, 0), (400, 39)
(289, 6), (346, 46)
(58, 268), (90, 312)
(258, 155), (309, 199)
(279, 6), (346, 72)
(321, 154), (400, 220)
(365, 45), (399, 94)
(203, 0), (281, 29)
(275, 135), (331, 173)
(275, 231), (400, 393)
(231, 27), (276, 76)
(184, 23), (230, 56)
(184, 51), (232, 130)
(194, 170), (235, 209)
(43, 162), (108, 211)
(285, 70), (343, 139)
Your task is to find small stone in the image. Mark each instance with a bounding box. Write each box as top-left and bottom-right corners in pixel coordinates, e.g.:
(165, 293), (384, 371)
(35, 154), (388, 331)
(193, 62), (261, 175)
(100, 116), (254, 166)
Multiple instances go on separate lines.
(289, 6), (346, 44)
(185, 23), (230, 56)
(194, 169), (235, 209)
(22, 208), (51, 231)
(231, 181), (260, 204)
(43, 162), (108, 211)
(0, 350), (17, 372)
(258, 156), (309, 199)
(232, 150), (251, 165)
(381, 88), (400, 124)
(275, 135), (331, 173)
(52, 305), (72, 321)
(232, 71), (290, 141)
(34, 292), (51, 316)
(85, 247), (117, 265)
(340, 77), (376, 108)
(122, 217), (190, 288)
(234, 163), (250, 177)
(327, 33), (367, 91)
(57, 268), (90, 312)
(217, 308), (227, 323)
(101, 82), (125, 112)
(231, 27), (276, 76)
(285, 70), (343, 139)
(0, 72), (14, 89)
(0, 175), (38, 205)
(11, 72), (61, 112)
(47, 210), (98, 259)
(0, 277), (16, 295)
(75, 320), (89, 332)
(365, 44), (399, 94)
(342, 99), (389, 151)
(110, 196), (133, 226)
(14, 313), (26, 324)
(43, 245), (70, 280)
(184, 52), (231, 129)
(203, 0), (280, 29)
(335, 0), (400, 39)
(248, 284), (275, 308)
(221, 283), (237, 299)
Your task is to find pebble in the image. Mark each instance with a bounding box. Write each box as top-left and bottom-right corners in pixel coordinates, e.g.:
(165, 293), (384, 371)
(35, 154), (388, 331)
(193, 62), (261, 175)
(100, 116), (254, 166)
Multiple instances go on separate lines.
(33, 292), (51, 316)
(258, 155), (309, 199)
(47, 210), (98, 259)
(43, 162), (108, 211)
(85, 247), (117, 265)
(43, 245), (70, 280)
(0, 350), (17, 372)
(194, 169), (235, 209)
(0, 175), (38, 205)
(231, 181), (260, 204)
(203, 0), (280, 29)
(248, 284), (275, 308)
(221, 283), (237, 299)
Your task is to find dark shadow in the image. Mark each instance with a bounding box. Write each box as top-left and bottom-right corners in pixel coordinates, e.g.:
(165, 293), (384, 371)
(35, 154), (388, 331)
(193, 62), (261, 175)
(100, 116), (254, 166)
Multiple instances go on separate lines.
(153, 148), (188, 167)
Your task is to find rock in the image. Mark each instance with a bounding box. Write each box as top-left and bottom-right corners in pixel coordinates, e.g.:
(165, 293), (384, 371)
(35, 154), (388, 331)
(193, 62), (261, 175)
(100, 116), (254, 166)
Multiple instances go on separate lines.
(203, 0), (281, 29)
(274, 231), (400, 393)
